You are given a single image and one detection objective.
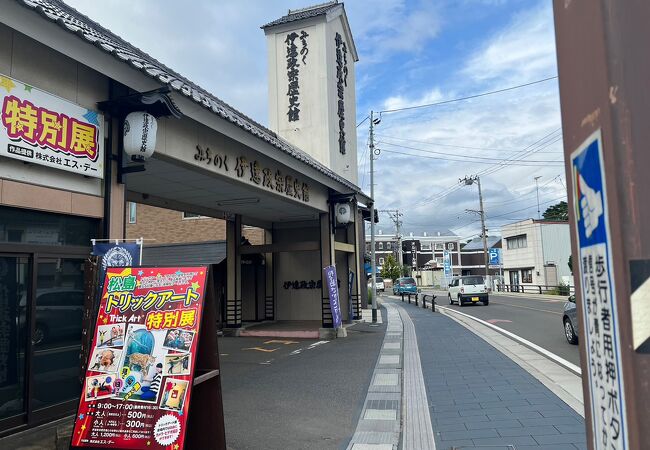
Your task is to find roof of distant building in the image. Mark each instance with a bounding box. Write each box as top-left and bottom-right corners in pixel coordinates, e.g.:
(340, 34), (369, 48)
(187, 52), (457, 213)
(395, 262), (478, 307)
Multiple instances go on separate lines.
(261, 1), (341, 29)
(462, 236), (502, 251)
(18, 0), (362, 195)
(369, 228), (458, 238)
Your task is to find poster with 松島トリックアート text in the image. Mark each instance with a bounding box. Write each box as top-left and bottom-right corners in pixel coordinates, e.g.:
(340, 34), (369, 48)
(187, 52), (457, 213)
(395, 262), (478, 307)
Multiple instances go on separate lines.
(71, 266), (208, 450)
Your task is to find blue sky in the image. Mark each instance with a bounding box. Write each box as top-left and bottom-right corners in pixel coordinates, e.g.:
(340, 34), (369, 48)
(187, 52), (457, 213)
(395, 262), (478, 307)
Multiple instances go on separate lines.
(64, 0), (566, 239)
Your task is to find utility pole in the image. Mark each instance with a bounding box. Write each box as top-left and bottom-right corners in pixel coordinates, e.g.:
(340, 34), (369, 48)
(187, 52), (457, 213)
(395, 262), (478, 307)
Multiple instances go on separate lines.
(379, 209), (403, 266)
(534, 176), (542, 219)
(369, 110), (377, 323)
(461, 175), (489, 282)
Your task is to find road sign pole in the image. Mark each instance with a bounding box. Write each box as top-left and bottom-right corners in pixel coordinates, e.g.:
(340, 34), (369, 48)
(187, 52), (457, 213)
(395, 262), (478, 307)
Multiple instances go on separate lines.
(554, 2), (650, 448)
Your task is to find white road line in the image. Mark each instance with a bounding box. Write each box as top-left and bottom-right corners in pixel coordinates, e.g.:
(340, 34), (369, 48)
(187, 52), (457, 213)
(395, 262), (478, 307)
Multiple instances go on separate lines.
(438, 306), (582, 376)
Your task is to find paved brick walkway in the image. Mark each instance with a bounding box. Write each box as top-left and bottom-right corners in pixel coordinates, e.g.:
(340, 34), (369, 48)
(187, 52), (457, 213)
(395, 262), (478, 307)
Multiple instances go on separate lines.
(390, 298), (587, 450)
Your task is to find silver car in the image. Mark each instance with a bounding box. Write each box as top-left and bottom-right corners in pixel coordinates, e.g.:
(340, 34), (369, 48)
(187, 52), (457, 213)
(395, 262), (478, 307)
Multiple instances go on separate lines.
(563, 295), (578, 344)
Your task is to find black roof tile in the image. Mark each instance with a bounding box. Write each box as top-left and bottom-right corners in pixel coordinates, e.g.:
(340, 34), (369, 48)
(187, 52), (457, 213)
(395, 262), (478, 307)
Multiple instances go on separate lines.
(16, 0), (362, 194)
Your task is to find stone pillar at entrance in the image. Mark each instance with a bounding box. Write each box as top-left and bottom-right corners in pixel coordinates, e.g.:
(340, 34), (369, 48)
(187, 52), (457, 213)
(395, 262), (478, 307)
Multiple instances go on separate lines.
(226, 215), (242, 327)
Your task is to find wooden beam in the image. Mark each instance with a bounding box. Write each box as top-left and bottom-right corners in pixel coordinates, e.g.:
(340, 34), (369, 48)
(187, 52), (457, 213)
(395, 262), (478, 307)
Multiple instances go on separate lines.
(334, 241), (355, 253)
(239, 241), (319, 254)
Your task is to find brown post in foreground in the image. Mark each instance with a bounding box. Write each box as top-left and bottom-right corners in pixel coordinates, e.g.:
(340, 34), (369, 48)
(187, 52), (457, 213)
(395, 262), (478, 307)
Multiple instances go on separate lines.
(554, 2), (650, 449)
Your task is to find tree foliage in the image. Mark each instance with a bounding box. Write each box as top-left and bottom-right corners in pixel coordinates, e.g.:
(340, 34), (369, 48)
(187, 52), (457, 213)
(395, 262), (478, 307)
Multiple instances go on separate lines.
(543, 201), (568, 221)
(568, 254), (573, 274)
(380, 254), (402, 281)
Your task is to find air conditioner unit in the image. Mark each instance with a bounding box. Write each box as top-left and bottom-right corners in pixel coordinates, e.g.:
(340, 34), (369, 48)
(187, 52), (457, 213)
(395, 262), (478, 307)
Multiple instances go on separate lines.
(336, 203), (351, 224)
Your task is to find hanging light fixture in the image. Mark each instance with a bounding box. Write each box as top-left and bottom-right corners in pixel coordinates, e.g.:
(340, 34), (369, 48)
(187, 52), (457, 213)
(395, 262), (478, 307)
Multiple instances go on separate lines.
(123, 111), (158, 161)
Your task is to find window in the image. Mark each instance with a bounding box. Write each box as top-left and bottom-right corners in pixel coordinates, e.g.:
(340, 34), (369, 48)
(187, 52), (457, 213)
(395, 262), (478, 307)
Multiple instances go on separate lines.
(0, 205), (98, 246)
(434, 243), (444, 251)
(182, 212), (207, 219)
(421, 242), (431, 251)
(447, 242), (455, 250)
(378, 242), (384, 250)
(386, 242), (392, 250)
(379, 257), (384, 265)
(506, 234), (527, 249)
(128, 202), (137, 224)
(521, 269), (533, 283)
(461, 276), (484, 285)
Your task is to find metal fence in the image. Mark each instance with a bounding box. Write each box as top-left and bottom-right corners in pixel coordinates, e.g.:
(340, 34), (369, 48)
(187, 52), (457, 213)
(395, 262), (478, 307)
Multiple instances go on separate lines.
(496, 284), (575, 296)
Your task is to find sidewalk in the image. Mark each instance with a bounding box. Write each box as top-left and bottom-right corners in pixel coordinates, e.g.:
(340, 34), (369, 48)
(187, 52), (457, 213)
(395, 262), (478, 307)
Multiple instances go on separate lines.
(388, 296), (587, 449)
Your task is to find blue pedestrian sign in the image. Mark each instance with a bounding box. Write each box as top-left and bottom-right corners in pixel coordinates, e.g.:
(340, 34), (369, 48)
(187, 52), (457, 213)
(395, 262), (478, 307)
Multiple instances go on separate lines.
(571, 130), (627, 450)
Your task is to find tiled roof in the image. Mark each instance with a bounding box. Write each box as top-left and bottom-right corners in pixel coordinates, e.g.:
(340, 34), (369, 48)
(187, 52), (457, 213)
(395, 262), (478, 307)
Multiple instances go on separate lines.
(462, 236), (502, 251)
(17, 0), (362, 195)
(261, 2), (341, 29)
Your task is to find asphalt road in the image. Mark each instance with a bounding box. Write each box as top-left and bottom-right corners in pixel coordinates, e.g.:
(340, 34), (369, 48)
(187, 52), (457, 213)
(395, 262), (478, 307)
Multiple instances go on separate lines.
(413, 292), (581, 367)
(218, 313), (386, 450)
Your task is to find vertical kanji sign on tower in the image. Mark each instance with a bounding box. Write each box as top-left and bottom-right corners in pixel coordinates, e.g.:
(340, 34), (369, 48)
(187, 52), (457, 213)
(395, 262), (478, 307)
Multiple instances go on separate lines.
(71, 266), (210, 450)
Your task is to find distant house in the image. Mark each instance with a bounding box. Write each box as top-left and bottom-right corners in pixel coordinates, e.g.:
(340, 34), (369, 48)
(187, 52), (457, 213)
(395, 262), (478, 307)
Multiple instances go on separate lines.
(501, 219), (571, 288)
(459, 236), (502, 276)
(365, 228), (462, 278)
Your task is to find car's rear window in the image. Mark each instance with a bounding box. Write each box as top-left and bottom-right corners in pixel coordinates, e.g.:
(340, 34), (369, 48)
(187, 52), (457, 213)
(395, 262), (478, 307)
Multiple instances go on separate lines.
(402, 277), (416, 284)
(462, 276), (484, 285)
(375, 277), (384, 282)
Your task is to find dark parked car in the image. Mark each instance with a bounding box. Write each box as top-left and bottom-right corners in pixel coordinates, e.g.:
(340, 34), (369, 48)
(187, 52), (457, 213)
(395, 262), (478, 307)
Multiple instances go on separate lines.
(563, 295), (579, 344)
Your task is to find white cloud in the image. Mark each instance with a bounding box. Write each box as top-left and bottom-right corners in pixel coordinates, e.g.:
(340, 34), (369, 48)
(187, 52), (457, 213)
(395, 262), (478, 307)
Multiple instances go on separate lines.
(462, 2), (557, 84)
(365, 1), (566, 238)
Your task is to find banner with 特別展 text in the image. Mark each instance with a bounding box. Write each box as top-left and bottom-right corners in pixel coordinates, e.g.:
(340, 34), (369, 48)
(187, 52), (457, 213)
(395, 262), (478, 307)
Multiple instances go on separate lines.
(0, 73), (104, 178)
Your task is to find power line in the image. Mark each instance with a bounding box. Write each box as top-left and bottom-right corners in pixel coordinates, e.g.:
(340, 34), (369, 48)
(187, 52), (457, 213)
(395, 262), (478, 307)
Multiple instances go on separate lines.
(377, 140), (564, 163)
(357, 115), (370, 128)
(378, 76), (558, 114)
(410, 129), (562, 209)
(375, 133), (562, 154)
(379, 148), (563, 165)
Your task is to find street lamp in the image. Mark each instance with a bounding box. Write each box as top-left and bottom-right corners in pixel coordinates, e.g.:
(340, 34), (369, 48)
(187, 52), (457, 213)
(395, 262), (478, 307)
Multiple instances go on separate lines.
(460, 175), (489, 282)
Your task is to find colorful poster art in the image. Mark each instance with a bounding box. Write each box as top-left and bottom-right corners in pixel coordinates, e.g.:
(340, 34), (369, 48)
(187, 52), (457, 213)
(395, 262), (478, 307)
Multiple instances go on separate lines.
(0, 73), (104, 178)
(71, 266), (208, 450)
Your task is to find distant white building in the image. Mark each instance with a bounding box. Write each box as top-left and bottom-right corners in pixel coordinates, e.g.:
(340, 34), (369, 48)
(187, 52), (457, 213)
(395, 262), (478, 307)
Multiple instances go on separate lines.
(501, 219), (572, 288)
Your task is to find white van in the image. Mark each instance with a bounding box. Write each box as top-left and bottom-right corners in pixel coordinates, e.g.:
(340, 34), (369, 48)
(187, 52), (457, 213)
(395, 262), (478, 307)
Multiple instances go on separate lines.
(448, 276), (489, 306)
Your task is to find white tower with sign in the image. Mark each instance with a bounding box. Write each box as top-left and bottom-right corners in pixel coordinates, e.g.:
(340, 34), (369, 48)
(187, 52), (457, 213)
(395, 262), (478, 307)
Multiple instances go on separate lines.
(263, 1), (358, 184)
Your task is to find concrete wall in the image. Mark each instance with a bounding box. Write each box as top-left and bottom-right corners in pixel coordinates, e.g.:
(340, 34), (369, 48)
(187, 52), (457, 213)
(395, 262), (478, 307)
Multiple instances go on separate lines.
(540, 222), (572, 280)
(273, 223), (321, 320)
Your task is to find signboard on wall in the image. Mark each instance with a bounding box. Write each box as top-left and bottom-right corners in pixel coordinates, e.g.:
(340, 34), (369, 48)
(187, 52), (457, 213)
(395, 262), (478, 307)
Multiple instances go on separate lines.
(571, 130), (627, 450)
(71, 266), (208, 449)
(0, 73), (104, 178)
